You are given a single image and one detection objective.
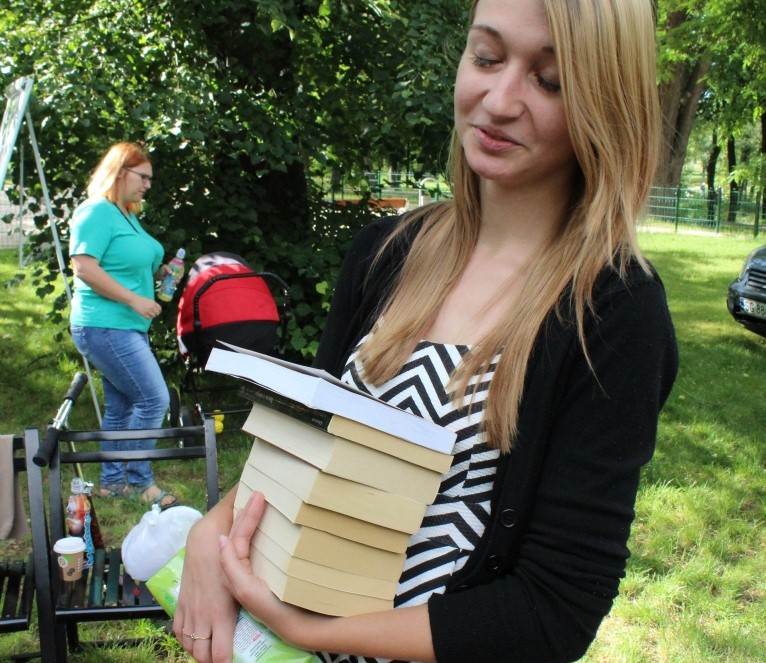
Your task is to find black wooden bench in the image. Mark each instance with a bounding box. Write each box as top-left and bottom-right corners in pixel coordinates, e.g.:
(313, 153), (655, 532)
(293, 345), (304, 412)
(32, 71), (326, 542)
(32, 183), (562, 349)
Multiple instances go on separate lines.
(25, 422), (219, 662)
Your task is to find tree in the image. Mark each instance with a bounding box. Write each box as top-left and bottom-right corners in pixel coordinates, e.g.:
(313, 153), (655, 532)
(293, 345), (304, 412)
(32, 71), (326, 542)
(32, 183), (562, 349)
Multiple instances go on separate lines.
(656, 0), (766, 190)
(655, 1), (716, 188)
(0, 0), (465, 361)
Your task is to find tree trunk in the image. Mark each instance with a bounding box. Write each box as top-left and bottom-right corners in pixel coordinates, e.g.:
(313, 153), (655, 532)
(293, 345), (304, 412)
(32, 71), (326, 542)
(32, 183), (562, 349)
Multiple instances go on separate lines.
(727, 137), (739, 224)
(656, 10), (710, 187)
(706, 131), (720, 222)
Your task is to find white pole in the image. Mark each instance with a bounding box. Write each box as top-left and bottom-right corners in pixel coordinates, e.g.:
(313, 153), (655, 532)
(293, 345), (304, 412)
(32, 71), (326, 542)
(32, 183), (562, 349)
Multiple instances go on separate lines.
(25, 110), (102, 424)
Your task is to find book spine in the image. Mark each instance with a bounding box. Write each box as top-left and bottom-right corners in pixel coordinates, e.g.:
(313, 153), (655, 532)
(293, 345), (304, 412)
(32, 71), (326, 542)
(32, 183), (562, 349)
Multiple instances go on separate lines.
(240, 385), (334, 430)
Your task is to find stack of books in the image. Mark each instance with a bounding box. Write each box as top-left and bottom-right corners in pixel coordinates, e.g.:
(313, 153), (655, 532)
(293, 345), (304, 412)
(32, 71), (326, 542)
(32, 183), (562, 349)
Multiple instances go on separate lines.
(205, 344), (457, 617)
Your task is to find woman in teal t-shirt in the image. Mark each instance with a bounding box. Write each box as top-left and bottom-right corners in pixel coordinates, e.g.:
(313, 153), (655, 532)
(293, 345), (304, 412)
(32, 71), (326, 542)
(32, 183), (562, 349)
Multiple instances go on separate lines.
(69, 141), (178, 509)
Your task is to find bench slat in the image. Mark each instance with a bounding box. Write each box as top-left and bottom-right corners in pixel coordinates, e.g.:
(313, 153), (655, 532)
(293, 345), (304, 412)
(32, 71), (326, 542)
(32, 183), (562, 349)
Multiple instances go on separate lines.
(88, 548), (106, 607)
(104, 549), (121, 607)
(0, 556), (34, 633)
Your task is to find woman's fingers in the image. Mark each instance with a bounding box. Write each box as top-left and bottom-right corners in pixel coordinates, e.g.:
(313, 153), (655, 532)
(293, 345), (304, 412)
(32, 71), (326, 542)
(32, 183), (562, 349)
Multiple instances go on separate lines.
(229, 490), (267, 557)
(219, 533), (252, 592)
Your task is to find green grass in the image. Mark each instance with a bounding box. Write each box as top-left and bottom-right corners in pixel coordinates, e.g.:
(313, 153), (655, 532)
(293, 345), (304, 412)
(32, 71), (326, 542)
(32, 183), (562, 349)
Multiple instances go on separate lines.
(2, 230), (766, 661)
(581, 230), (766, 662)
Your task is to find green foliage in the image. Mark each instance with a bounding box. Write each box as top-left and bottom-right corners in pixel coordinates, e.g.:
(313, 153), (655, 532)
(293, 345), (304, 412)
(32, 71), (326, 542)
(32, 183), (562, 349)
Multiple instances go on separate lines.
(0, 0), (466, 360)
(656, 0), (766, 188)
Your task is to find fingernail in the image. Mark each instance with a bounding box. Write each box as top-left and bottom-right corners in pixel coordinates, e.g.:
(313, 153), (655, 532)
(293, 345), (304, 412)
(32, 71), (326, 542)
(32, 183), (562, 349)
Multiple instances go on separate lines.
(218, 534), (228, 548)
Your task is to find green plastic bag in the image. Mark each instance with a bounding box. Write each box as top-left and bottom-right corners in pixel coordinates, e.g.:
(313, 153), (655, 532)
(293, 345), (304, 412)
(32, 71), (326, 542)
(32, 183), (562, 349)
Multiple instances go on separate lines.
(147, 547), (321, 663)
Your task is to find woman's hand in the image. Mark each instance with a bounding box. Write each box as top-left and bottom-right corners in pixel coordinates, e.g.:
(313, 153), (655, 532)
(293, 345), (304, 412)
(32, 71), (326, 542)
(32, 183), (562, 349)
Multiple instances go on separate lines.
(218, 491), (316, 643)
(128, 294), (162, 319)
(174, 489), (239, 663)
(154, 263), (171, 281)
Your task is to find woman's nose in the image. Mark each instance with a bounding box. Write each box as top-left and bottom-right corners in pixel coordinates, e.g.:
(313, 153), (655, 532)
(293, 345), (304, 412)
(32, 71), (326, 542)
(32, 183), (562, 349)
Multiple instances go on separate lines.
(482, 64), (526, 118)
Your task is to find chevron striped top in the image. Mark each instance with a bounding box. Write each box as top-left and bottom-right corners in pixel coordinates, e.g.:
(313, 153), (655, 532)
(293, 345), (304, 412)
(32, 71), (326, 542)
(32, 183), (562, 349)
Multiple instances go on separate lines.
(319, 339), (500, 663)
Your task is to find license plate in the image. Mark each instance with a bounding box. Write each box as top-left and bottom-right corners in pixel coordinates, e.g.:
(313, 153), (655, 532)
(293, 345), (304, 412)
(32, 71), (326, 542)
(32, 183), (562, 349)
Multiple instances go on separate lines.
(739, 297), (766, 320)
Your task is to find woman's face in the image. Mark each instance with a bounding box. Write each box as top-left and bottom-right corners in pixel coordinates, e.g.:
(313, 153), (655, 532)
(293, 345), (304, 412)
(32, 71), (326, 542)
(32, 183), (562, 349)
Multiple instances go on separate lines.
(454, 0), (577, 193)
(116, 161), (153, 206)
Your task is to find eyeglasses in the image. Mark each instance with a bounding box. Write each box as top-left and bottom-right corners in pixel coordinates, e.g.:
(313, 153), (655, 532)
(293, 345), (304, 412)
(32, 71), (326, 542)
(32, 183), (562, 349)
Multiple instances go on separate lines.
(123, 167), (153, 184)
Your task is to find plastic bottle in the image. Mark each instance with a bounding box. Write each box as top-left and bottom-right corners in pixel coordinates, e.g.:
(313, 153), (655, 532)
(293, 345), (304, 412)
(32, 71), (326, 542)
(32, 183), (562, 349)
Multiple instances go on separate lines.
(66, 477), (95, 568)
(157, 248), (186, 302)
(65, 483), (84, 537)
(82, 481), (105, 551)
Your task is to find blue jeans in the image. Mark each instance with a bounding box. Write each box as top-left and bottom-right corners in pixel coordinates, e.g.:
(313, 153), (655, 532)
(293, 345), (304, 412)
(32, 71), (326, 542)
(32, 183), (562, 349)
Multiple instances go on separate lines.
(71, 326), (169, 489)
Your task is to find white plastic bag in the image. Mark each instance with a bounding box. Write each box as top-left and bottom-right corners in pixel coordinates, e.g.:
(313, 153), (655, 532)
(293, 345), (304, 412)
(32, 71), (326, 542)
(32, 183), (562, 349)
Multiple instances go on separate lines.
(121, 504), (202, 581)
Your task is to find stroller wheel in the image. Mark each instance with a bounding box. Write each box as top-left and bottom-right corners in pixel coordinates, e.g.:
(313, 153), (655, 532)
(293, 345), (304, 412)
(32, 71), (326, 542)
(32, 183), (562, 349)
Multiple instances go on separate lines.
(167, 386), (181, 428)
(179, 405), (203, 447)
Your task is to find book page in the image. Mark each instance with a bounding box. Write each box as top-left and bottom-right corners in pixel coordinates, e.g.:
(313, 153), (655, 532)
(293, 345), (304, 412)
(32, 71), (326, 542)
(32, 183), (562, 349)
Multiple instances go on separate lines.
(218, 342), (394, 408)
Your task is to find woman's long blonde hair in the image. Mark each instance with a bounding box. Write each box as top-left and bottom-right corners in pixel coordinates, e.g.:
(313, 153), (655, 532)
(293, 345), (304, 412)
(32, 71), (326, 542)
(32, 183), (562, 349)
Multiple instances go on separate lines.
(359, 0), (660, 453)
(87, 141), (151, 214)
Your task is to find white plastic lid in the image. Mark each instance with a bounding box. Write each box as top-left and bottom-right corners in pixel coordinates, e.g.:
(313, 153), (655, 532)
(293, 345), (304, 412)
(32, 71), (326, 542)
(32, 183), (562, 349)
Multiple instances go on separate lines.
(53, 536), (86, 554)
(176, 248), (186, 259)
(71, 477), (84, 494)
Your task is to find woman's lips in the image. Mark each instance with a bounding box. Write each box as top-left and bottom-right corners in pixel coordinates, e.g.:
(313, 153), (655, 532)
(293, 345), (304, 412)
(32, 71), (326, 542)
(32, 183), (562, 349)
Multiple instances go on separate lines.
(474, 125), (521, 151)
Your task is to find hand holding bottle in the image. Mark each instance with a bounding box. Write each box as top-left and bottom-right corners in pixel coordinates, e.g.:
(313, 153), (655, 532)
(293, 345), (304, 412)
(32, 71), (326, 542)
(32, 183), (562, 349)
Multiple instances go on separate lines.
(158, 248), (186, 302)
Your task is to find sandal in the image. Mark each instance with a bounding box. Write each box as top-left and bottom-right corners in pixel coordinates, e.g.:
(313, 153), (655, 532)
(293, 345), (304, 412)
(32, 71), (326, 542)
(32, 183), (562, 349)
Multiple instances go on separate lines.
(96, 483), (127, 498)
(127, 484), (177, 510)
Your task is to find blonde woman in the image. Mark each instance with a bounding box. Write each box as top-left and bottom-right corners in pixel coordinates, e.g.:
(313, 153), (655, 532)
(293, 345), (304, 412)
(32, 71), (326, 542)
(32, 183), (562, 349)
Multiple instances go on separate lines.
(69, 141), (177, 509)
(175, 1), (678, 661)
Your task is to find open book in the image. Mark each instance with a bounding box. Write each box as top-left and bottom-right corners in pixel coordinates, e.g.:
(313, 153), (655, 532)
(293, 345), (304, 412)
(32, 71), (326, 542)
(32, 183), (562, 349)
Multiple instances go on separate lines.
(206, 344), (457, 454)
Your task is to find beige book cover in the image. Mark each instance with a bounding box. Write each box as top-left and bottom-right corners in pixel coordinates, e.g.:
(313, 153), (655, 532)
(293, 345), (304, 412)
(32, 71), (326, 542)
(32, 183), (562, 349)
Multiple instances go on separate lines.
(251, 528), (398, 600)
(241, 385), (454, 473)
(244, 437), (427, 533)
(236, 466), (411, 554)
(251, 502), (406, 580)
(251, 549), (394, 617)
(243, 403), (443, 503)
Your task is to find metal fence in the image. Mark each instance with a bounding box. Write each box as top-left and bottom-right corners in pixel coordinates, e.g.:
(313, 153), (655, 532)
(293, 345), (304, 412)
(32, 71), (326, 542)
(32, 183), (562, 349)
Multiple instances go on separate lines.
(0, 192), (35, 259)
(325, 173), (764, 237)
(322, 171), (452, 210)
(647, 186), (763, 237)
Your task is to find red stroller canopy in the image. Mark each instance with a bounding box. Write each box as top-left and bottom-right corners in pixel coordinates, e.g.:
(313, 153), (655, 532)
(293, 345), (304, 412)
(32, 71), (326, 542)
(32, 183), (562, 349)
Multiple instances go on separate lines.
(176, 252), (281, 365)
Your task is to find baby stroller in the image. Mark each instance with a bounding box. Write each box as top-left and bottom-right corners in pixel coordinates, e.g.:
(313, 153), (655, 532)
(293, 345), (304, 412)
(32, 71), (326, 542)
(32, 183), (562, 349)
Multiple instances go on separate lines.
(168, 251), (291, 435)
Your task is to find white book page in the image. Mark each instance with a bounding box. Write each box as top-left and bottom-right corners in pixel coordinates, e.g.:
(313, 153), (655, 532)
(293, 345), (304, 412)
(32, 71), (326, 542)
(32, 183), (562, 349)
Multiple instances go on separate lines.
(217, 342), (391, 406)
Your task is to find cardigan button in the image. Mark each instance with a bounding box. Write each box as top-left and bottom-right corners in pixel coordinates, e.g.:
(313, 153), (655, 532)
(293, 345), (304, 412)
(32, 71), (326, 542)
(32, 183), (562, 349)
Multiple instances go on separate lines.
(486, 554), (501, 572)
(500, 509), (517, 528)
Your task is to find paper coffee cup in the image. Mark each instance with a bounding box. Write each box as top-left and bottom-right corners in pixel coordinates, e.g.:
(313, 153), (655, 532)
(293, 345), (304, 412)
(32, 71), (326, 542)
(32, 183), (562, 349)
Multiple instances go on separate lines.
(53, 536), (86, 581)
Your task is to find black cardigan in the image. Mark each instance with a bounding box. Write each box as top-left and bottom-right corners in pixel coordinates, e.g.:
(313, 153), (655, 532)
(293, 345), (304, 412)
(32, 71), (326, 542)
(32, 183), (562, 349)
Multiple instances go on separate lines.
(314, 216), (678, 662)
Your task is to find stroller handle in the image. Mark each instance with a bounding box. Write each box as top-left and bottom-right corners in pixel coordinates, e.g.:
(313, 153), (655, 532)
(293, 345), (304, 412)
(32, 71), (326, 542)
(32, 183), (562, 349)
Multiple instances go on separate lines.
(33, 372), (89, 467)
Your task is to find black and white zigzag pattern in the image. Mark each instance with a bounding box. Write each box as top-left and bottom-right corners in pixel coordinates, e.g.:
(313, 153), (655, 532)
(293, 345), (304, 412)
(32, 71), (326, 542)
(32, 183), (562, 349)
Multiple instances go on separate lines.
(319, 339), (499, 663)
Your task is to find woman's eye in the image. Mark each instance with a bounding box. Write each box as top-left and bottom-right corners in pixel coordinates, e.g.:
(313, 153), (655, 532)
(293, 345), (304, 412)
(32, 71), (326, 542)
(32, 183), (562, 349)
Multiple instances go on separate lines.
(536, 74), (561, 93)
(471, 55), (498, 68)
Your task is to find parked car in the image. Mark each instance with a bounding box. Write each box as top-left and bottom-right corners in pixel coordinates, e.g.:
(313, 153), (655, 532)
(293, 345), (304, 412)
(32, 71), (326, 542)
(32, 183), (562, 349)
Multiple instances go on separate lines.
(727, 244), (766, 337)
